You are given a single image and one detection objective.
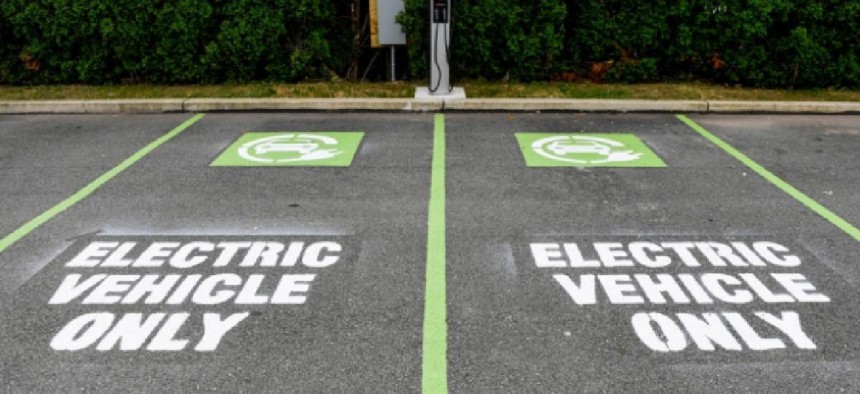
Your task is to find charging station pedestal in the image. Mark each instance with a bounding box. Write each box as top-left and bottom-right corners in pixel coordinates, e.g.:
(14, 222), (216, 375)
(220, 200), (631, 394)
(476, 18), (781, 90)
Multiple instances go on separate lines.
(415, 0), (465, 99)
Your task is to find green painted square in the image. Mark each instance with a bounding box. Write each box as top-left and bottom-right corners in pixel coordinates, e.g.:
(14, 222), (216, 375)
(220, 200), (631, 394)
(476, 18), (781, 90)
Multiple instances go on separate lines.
(211, 132), (364, 167)
(515, 133), (666, 168)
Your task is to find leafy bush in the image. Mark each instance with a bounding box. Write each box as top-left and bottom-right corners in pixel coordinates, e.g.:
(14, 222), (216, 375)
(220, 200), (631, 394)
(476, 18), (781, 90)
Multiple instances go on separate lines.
(605, 58), (659, 83)
(0, 0), (858, 87)
(400, 0), (565, 81)
(2, 0), (111, 83)
(202, 0), (333, 82)
(0, 0), (335, 84)
(400, 0), (860, 88)
(149, 0), (215, 83)
(0, 6), (15, 82)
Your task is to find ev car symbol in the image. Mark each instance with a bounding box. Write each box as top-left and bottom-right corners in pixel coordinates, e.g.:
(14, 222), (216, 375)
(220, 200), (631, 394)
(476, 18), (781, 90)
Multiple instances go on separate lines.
(238, 134), (343, 163)
(532, 135), (643, 164)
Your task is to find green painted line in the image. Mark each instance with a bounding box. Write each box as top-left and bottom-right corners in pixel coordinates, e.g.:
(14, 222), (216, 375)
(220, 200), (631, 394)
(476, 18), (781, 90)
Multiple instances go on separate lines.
(0, 113), (205, 255)
(422, 113), (448, 394)
(677, 114), (860, 243)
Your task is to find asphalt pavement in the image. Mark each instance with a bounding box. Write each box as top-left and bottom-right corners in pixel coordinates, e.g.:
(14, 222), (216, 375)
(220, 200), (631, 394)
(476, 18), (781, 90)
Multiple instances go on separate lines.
(0, 112), (858, 393)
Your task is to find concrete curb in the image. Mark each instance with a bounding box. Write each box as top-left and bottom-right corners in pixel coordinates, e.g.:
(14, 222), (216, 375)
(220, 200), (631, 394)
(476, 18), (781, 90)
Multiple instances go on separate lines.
(706, 100), (860, 113)
(183, 98), (443, 112)
(0, 99), (185, 114)
(444, 99), (708, 112)
(0, 98), (858, 114)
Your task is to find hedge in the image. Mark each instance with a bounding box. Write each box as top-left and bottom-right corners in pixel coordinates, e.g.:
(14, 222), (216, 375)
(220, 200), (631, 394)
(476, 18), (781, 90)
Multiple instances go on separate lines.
(1, 0), (859, 88)
(0, 0), (339, 84)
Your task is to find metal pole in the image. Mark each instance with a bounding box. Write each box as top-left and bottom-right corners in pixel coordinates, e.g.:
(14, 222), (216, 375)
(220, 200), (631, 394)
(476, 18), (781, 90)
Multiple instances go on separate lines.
(390, 46), (396, 82)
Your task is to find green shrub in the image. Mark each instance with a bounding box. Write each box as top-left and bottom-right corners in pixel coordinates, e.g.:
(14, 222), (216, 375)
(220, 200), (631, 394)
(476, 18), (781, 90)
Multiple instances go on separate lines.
(565, 1), (671, 67)
(0, 0), (858, 87)
(398, 0), (430, 80)
(605, 58), (659, 83)
(1, 0), (111, 83)
(0, 5), (15, 82)
(202, 0), (333, 82)
(150, 0), (214, 83)
(400, 0), (565, 81)
(0, 0), (335, 84)
(406, 0), (834, 85)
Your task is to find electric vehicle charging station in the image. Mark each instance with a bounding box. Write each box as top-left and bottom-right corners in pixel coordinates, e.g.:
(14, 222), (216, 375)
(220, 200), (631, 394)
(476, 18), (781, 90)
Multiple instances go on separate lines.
(415, 0), (466, 99)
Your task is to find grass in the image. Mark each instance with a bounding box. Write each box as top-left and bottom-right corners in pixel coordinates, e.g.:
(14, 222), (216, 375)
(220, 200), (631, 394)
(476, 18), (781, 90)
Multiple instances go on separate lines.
(0, 82), (414, 100)
(0, 81), (858, 101)
(464, 81), (860, 101)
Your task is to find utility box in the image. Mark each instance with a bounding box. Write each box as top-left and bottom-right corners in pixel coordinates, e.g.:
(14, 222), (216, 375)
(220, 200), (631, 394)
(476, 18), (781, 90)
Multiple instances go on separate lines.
(370, 0), (407, 47)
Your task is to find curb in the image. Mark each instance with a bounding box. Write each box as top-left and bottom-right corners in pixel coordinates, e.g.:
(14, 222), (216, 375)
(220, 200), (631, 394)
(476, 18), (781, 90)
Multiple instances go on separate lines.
(0, 99), (185, 114)
(443, 99), (708, 112)
(706, 100), (860, 114)
(183, 98), (442, 112)
(1, 98), (858, 114)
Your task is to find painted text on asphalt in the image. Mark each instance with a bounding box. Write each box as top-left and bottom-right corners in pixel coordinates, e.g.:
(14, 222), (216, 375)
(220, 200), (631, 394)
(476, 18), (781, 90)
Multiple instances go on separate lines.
(531, 241), (828, 352)
(49, 239), (342, 352)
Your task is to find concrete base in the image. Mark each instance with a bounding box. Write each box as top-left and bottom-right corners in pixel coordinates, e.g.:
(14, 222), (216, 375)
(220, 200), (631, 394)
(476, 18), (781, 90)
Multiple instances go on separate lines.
(414, 87), (466, 100)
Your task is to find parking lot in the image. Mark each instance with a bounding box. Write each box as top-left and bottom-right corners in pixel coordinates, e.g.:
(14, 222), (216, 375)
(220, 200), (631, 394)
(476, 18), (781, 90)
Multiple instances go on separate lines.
(0, 112), (858, 393)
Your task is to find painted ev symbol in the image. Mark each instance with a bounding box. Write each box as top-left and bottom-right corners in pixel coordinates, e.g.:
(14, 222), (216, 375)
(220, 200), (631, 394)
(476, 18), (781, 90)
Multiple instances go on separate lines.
(238, 134), (342, 163)
(212, 131), (363, 167)
(532, 135), (643, 164)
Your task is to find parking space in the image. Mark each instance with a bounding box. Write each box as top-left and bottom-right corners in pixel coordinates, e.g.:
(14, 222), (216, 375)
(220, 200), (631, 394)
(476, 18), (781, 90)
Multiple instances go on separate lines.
(445, 113), (860, 393)
(0, 112), (858, 393)
(0, 113), (433, 392)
